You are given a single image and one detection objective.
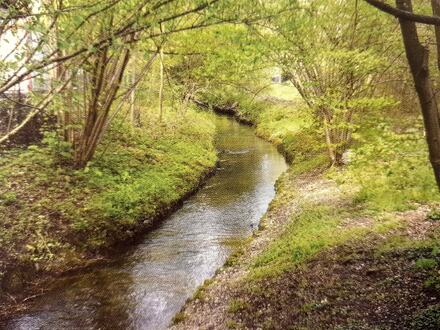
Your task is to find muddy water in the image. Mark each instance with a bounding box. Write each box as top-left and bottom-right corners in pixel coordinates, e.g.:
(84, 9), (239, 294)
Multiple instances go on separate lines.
(3, 115), (287, 330)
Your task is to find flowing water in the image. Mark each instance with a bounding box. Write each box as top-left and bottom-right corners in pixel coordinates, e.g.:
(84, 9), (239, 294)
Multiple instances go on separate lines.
(3, 115), (287, 330)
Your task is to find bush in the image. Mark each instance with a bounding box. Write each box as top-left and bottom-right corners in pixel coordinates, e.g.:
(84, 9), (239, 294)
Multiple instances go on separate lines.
(330, 120), (440, 212)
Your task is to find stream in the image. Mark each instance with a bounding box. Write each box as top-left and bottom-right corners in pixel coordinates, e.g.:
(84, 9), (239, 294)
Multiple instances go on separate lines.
(3, 115), (288, 330)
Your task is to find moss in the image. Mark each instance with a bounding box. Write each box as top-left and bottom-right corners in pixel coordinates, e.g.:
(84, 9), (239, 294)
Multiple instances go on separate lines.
(222, 237), (252, 267)
(375, 235), (440, 256)
(172, 312), (187, 324)
(423, 276), (440, 292)
(415, 258), (438, 271)
(427, 209), (440, 222)
(228, 299), (249, 313)
(0, 191), (17, 206)
(192, 278), (214, 301)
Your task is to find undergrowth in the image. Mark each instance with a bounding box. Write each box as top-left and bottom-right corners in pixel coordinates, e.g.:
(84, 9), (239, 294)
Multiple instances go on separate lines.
(249, 202), (402, 279)
(0, 108), (217, 274)
(330, 118), (440, 212)
(233, 89), (440, 281)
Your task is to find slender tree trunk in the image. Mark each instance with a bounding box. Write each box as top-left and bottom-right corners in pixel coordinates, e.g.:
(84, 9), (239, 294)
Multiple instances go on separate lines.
(53, 0), (74, 144)
(323, 116), (344, 166)
(322, 109), (345, 166)
(323, 116), (336, 163)
(158, 48), (165, 121)
(73, 41), (131, 169)
(130, 68), (140, 127)
(158, 23), (165, 122)
(6, 107), (14, 133)
(397, 0), (440, 189)
(432, 0), (440, 71)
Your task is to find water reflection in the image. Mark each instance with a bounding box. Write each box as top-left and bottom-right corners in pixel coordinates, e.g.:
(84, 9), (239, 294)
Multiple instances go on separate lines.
(2, 115), (287, 330)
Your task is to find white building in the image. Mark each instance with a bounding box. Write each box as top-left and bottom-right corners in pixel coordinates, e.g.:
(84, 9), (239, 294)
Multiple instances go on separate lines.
(0, 0), (49, 95)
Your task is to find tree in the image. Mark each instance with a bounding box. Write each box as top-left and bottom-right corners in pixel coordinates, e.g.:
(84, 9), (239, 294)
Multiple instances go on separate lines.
(253, 0), (396, 165)
(1, 0), (247, 169)
(0, 0), (227, 154)
(364, 0), (440, 189)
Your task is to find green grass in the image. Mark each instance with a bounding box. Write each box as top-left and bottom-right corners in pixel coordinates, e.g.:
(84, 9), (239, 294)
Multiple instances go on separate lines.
(250, 205), (350, 278)
(415, 258), (438, 271)
(191, 278), (214, 301)
(228, 298), (249, 313)
(0, 107), (217, 272)
(222, 236), (252, 267)
(266, 83), (301, 101)
(256, 104), (310, 145)
(374, 234), (440, 257)
(249, 203), (403, 280)
(329, 118), (440, 212)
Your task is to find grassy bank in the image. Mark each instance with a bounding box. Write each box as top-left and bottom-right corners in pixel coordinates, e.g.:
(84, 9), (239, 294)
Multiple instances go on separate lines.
(172, 85), (440, 329)
(0, 108), (217, 302)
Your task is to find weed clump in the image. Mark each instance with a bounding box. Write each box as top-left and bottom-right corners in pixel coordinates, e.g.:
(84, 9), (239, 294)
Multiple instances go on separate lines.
(411, 305), (440, 330)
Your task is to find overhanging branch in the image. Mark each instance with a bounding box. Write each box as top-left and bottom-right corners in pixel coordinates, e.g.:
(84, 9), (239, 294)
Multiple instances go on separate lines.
(364, 0), (440, 25)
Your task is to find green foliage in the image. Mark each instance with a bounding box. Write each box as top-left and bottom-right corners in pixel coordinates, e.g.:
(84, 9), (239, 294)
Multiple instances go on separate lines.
(81, 113), (214, 224)
(411, 305), (440, 330)
(249, 199), (403, 280)
(257, 105), (306, 142)
(41, 132), (73, 164)
(0, 108), (216, 270)
(0, 192), (17, 206)
(415, 258), (438, 271)
(330, 119), (440, 212)
(228, 299), (249, 313)
(252, 0), (401, 161)
(427, 210), (440, 222)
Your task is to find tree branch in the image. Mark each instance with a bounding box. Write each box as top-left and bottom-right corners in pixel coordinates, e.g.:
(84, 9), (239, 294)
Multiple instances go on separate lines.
(364, 0), (440, 25)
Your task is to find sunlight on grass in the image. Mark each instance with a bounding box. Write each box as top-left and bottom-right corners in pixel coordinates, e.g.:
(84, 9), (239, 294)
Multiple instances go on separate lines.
(266, 83), (301, 101)
(249, 204), (403, 280)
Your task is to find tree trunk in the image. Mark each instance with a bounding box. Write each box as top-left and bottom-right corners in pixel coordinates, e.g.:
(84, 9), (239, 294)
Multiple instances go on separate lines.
(158, 23), (165, 122)
(397, 0), (440, 189)
(73, 42), (131, 169)
(432, 0), (440, 71)
(130, 68), (141, 127)
(158, 47), (165, 122)
(322, 109), (345, 166)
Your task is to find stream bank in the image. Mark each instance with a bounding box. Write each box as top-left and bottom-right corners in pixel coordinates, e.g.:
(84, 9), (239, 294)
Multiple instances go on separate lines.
(171, 160), (440, 329)
(171, 95), (440, 329)
(1, 115), (287, 329)
(0, 109), (217, 316)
